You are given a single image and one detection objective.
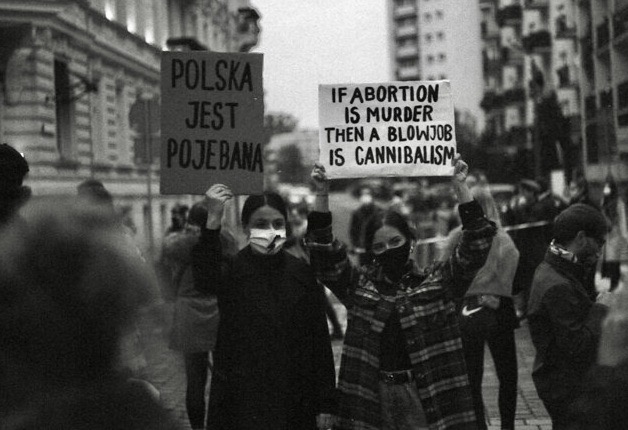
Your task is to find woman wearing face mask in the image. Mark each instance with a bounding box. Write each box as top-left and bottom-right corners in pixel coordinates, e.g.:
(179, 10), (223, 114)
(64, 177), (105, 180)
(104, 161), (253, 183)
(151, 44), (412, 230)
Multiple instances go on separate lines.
(306, 156), (496, 430)
(191, 185), (336, 430)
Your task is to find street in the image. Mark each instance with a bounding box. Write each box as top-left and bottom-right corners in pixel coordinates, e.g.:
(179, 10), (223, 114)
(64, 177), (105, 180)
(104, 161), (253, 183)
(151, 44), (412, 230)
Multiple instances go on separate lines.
(140, 302), (552, 429)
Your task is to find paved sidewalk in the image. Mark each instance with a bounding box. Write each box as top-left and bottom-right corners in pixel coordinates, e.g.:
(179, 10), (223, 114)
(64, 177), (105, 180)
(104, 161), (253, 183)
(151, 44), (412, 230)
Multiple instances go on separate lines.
(139, 301), (552, 429)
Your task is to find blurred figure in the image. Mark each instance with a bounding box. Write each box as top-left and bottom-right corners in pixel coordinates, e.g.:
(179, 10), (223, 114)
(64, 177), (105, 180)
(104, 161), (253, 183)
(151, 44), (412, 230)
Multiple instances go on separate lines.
(0, 200), (178, 429)
(163, 202), (220, 430)
(167, 204), (189, 235)
(527, 204), (610, 429)
(349, 186), (381, 265)
(569, 282), (628, 429)
(77, 179), (114, 211)
(600, 176), (628, 291)
(569, 176), (598, 209)
(443, 186), (520, 430)
(0, 143), (31, 227)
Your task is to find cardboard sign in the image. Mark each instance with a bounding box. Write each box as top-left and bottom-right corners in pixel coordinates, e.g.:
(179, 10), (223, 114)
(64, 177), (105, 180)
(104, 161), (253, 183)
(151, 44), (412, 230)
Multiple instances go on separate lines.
(318, 80), (456, 179)
(160, 52), (264, 195)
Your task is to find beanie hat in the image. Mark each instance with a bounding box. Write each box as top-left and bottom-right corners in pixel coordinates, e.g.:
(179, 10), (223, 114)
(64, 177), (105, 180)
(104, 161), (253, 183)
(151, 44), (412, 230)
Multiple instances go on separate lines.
(553, 203), (608, 245)
(0, 144), (29, 187)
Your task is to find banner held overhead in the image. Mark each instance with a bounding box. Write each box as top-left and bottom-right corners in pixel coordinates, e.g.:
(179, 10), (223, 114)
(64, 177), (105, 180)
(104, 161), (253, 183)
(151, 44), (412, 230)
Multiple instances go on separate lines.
(160, 51), (264, 195)
(318, 80), (456, 179)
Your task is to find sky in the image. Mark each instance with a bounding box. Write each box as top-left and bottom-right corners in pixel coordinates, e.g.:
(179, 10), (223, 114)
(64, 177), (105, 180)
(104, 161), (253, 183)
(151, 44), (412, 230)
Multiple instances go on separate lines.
(253, 1), (390, 130)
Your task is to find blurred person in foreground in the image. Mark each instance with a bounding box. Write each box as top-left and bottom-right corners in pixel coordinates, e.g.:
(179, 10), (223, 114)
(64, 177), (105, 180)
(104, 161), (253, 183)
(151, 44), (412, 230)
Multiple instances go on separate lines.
(600, 176), (628, 292)
(192, 185), (336, 430)
(0, 200), (178, 430)
(527, 203), (611, 429)
(0, 143), (30, 227)
(307, 156), (496, 429)
(569, 282), (628, 429)
(349, 185), (381, 265)
(441, 186), (520, 430)
(163, 202), (221, 430)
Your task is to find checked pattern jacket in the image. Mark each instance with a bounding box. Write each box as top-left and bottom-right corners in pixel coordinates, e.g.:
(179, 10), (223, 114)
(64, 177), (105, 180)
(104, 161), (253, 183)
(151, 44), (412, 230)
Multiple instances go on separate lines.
(306, 201), (495, 430)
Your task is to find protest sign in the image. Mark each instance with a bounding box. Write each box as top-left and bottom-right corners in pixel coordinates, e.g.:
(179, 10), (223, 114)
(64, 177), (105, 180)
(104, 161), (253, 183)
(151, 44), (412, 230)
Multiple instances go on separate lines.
(318, 80), (456, 179)
(160, 51), (264, 195)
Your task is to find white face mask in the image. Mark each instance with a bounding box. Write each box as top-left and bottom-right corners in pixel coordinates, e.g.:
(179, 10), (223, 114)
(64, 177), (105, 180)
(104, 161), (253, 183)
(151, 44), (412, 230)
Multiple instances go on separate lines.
(249, 228), (287, 255)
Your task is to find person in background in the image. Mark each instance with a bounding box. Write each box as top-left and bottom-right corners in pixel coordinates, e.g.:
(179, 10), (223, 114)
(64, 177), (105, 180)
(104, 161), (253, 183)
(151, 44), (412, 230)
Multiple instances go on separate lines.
(349, 185), (381, 265)
(527, 203), (610, 429)
(569, 176), (598, 209)
(167, 204), (189, 235)
(163, 202), (220, 430)
(0, 200), (177, 430)
(192, 185), (336, 430)
(307, 156), (495, 430)
(442, 186), (520, 430)
(0, 143), (31, 227)
(600, 176), (628, 292)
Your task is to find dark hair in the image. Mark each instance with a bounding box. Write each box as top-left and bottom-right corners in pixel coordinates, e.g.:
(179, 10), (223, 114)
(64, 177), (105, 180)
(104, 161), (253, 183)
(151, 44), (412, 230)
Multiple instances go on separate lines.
(0, 143), (29, 187)
(77, 179), (113, 208)
(363, 210), (414, 252)
(553, 203), (608, 245)
(241, 192), (288, 227)
(187, 202), (208, 227)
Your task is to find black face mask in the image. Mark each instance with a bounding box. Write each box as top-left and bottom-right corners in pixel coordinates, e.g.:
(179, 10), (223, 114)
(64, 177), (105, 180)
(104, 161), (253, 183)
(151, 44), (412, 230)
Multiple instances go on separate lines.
(374, 242), (411, 282)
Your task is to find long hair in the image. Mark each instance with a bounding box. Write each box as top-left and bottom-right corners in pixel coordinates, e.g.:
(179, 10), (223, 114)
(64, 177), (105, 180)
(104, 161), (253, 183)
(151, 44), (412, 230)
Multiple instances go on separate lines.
(363, 210), (414, 252)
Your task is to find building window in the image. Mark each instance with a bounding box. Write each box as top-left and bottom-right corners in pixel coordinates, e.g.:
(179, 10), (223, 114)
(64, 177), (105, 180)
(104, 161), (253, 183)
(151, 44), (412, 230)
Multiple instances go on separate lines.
(437, 31), (445, 41)
(427, 55), (434, 64)
(54, 59), (74, 159)
(425, 33), (433, 43)
(428, 75), (436, 80)
(436, 10), (444, 20)
(424, 13), (432, 22)
(438, 53), (446, 62)
(440, 74), (447, 80)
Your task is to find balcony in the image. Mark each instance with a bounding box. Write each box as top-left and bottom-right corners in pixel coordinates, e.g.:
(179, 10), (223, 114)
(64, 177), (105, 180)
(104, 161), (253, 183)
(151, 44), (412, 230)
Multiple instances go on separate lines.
(397, 44), (419, 59)
(584, 94), (597, 121)
(496, 5), (522, 27)
(556, 65), (575, 88)
(503, 87), (526, 104)
(524, 0), (549, 8)
(555, 16), (577, 38)
(395, 4), (417, 19)
(596, 20), (610, 50)
(600, 89), (613, 109)
(480, 91), (504, 111)
(397, 65), (420, 80)
(396, 25), (418, 38)
(501, 46), (524, 63)
(522, 30), (551, 52)
(483, 53), (501, 73)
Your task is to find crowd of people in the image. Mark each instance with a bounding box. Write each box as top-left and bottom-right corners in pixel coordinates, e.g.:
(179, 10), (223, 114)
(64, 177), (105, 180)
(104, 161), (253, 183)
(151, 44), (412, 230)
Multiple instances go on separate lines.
(1, 140), (628, 430)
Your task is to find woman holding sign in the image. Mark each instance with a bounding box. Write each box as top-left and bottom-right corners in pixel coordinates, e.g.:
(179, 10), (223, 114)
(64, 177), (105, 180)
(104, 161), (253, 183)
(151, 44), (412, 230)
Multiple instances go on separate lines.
(191, 187), (336, 430)
(306, 155), (495, 429)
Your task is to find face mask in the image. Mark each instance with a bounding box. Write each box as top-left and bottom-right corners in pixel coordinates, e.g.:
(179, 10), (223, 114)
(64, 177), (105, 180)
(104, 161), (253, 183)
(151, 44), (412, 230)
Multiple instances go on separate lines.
(359, 193), (373, 205)
(249, 228), (286, 255)
(374, 242), (411, 282)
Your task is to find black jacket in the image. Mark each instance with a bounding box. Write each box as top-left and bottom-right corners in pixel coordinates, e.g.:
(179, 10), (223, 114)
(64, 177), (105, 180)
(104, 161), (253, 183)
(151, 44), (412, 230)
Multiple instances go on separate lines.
(192, 229), (336, 430)
(527, 250), (607, 405)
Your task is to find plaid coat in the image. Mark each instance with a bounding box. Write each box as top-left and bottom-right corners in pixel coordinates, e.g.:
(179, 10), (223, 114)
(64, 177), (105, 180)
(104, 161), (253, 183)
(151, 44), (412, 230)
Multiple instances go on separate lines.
(307, 202), (495, 430)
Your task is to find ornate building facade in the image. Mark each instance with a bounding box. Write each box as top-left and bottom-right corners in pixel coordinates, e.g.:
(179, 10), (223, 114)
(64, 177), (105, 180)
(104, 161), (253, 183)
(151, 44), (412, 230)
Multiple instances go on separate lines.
(0, 0), (259, 257)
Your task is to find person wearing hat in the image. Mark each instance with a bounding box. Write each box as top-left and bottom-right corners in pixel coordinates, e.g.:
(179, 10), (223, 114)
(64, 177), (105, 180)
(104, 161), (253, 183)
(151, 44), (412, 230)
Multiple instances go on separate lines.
(527, 203), (611, 429)
(0, 143), (30, 227)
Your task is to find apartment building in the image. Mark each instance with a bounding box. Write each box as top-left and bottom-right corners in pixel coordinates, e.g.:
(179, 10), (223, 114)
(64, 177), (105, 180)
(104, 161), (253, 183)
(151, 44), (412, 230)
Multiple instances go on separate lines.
(480, 0), (627, 188)
(388, 0), (484, 131)
(0, 0), (257, 257)
(578, 0), (628, 185)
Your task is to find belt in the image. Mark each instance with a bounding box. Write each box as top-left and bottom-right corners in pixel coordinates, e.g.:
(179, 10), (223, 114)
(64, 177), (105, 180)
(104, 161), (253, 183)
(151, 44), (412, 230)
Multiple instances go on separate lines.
(379, 369), (414, 384)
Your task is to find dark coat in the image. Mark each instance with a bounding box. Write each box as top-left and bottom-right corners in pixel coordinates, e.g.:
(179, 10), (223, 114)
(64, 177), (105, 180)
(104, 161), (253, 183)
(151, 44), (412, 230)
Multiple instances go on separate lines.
(527, 251), (607, 410)
(192, 229), (336, 430)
